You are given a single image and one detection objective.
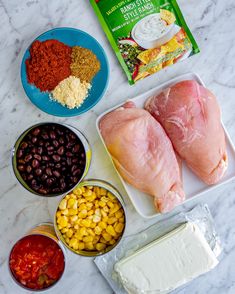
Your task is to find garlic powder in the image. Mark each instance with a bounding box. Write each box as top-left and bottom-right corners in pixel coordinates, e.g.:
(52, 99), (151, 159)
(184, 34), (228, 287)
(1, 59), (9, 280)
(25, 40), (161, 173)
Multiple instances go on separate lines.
(51, 76), (91, 109)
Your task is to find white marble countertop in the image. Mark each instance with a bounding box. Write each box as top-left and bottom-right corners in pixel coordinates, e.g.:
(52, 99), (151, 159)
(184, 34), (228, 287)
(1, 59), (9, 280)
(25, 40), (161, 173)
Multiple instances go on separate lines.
(0, 0), (235, 293)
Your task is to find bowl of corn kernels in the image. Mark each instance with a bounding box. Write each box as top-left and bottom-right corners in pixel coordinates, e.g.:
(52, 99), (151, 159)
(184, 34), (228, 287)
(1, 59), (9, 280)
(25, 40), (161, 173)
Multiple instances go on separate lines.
(54, 179), (126, 256)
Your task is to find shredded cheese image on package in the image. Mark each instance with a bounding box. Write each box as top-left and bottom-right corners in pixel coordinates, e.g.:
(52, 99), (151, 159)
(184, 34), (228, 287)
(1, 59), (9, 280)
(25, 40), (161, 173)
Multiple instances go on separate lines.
(114, 222), (218, 293)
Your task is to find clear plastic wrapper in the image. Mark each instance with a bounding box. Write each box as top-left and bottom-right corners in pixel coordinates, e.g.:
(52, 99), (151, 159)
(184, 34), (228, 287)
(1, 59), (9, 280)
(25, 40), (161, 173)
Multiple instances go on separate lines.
(94, 204), (221, 294)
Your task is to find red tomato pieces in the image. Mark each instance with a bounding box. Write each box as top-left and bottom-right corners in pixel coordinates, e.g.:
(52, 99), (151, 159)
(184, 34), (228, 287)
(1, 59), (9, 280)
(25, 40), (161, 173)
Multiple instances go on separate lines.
(9, 235), (65, 290)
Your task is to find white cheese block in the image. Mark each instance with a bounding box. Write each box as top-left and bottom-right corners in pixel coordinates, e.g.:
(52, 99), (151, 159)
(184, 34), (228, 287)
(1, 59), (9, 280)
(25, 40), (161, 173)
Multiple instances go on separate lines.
(114, 222), (218, 294)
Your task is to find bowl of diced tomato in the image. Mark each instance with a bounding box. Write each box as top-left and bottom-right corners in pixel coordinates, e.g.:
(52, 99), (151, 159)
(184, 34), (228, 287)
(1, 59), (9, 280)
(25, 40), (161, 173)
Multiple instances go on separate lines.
(9, 233), (65, 291)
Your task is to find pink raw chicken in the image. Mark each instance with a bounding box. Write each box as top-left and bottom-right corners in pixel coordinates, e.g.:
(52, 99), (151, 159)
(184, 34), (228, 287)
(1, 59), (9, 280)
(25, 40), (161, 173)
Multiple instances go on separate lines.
(99, 101), (185, 213)
(145, 80), (228, 185)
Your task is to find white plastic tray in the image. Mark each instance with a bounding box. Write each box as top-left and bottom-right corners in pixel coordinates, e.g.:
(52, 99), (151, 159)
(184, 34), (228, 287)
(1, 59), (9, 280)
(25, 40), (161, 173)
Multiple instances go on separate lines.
(96, 73), (235, 218)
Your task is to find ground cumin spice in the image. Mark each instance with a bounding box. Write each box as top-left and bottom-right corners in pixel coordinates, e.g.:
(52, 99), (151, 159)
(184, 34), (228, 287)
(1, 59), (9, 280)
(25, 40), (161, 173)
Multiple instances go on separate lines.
(26, 40), (72, 92)
(70, 46), (101, 83)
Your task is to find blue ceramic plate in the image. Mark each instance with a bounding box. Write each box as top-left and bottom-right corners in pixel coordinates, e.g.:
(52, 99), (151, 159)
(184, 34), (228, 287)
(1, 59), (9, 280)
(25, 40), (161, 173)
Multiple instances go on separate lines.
(21, 28), (109, 117)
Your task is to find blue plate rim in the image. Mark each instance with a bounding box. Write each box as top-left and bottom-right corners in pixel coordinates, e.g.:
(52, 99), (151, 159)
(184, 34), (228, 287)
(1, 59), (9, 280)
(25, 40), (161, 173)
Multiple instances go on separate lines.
(21, 27), (110, 117)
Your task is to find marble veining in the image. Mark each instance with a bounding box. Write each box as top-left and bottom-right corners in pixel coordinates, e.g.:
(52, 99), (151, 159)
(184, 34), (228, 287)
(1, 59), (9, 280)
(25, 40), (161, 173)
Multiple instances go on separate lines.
(0, 0), (235, 293)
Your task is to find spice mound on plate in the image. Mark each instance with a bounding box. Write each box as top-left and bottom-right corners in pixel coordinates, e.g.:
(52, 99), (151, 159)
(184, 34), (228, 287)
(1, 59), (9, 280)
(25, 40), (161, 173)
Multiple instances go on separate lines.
(70, 46), (101, 83)
(51, 76), (91, 109)
(9, 235), (65, 290)
(26, 40), (72, 92)
(25, 39), (101, 110)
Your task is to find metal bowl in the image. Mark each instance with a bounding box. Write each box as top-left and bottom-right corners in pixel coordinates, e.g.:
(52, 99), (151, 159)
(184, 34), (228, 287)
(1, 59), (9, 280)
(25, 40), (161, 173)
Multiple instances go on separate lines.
(12, 122), (91, 197)
(54, 179), (126, 257)
(8, 223), (66, 292)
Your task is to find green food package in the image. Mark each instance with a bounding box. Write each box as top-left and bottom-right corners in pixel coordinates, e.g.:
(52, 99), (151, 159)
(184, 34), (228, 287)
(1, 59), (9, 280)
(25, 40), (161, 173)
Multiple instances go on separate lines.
(90, 0), (200, 85)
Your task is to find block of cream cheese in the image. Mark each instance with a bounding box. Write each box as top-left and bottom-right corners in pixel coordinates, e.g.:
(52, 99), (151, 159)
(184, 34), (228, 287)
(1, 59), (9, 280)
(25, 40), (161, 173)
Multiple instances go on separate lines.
(114, 222), (218, 294)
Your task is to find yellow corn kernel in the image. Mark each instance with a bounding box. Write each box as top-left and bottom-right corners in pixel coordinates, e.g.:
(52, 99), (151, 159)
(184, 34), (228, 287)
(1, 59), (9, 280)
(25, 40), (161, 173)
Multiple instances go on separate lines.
(68, 208), (78, 216)
(73, 243), (79, 250)
(88, 210), (94, 216)
(107, 192), (116, 200)
(56, 211), (62, 218)
(102, 232), (112, 242)
(100, 237), (108, 244)
(78, 203), (87, 211)
(119, 217), (125, 223)
(70, 215), (78, 222)
(66, 229), (74, 238)
(83, 189), (93, 197)
(74, 224), (79, 230)
(93, 214), (101, 223)
(100, 188), (107, 196)
(65, 237), (70, 244)
(109, 239), (116, 245)
(115, 222), (124, 233)
(59, 199), (67, 210)
(78, 242), (85, 250)
(87, 215), (93, 221)
(103, 216), (109, 222)
(93, 235), (100, 244)
(115, 210), (123, 219)
(78, 198), (86, 205)
(85, 242), (94, 250)
(103, 206), (109, 213)
(99, 201), (106, 208)
(81, 186), (86, 193)
(106, 225), (116, 237)
(86, 194), (96, 202)
(65, 195), (70, 200)
(87, 185), (93, 189)
(57, 225), (62, 230)
(61, 208), (69, 215)
(61, 227), (68, 233)
(107, 201), (114, 209)
(74, 232), (83, 240)
(90, 222), (96, 229)
(95, 200), (99, 208)
(86, 202), (93, 210)
(87, 228), (95, 236)
(72, 200), (78, 210)
(96, 243), (106, 251)
(94, 187), (100, 195)
(69, 238), (78, 249)
(94, 226), (102, 235)
(58, 216), (68, 228)
(101, 196), (109, 203)
(113, 234), (120, 239)
(70, 194), (77, 199)
(81, 219), (91, 227)
(95, 208), (101, 216)
(99, 221), (107, 229)
(73, 187), (83, 195)
(78, 209), (88, 218)
(83, 236), (93, 243)
(67, 198), (75, 208)
(101, 210), (107, 218)
(79, 227), (88, 236)
(108, 217), (117, 225)
(75, 218), (82, 225)
(109, 204), (120, 216)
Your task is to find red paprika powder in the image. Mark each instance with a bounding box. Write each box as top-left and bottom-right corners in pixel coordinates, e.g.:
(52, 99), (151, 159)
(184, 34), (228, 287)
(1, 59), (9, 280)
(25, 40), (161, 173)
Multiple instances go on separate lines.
(26, 40), (72, 92)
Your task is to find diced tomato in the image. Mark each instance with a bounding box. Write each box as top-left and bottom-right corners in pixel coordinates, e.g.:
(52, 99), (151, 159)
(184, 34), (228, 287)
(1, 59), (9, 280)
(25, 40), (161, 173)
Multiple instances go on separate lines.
(9, 235), (65, 290)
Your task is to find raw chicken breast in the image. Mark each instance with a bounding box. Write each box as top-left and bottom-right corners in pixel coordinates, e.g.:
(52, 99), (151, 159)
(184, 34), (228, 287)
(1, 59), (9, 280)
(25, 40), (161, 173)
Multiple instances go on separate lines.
(145, 80), (228, 185)
(99, 102), (185, 213)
